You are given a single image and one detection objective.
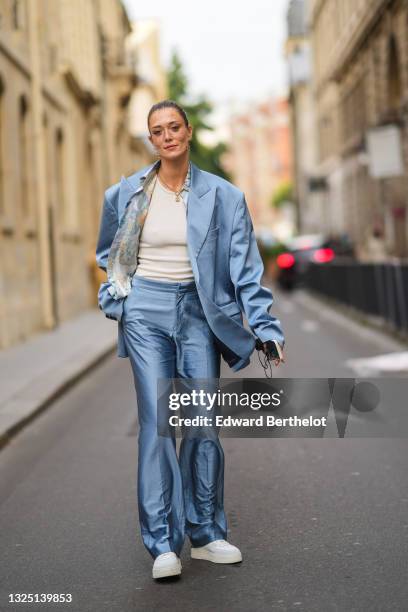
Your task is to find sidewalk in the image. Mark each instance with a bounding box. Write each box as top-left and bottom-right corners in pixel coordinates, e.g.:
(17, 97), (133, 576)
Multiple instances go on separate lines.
(0, 309), (116, 449)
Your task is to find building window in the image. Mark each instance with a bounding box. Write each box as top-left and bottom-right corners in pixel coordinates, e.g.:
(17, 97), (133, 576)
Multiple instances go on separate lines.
(341, 76), (366, 146)
(12, 0), (25, 30)
(387, 35), (402, 114)
(18, 95), (30, 217)
(55, 128), (65, 224)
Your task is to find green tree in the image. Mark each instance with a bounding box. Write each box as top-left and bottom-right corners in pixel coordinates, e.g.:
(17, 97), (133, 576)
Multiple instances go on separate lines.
(271, 180), (293, 209)
(166, 50), (230, 180)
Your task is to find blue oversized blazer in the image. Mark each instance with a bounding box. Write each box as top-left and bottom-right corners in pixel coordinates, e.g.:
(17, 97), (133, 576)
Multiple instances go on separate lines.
(96, 160), (284, 372)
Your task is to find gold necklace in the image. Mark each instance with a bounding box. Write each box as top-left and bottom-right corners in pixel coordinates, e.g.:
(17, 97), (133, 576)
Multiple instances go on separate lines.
(158, 171), (187, 202)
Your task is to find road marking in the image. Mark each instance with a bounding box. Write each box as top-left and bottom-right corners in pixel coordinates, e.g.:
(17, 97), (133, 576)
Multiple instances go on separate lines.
(346, 351), (408, 375)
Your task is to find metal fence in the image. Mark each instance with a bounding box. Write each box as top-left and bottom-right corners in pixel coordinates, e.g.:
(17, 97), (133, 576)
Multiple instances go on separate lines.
(305, 261), (408, 334)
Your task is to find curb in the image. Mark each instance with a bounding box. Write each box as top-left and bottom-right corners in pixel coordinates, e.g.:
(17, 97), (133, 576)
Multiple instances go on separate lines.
(0, 341), (116, 452)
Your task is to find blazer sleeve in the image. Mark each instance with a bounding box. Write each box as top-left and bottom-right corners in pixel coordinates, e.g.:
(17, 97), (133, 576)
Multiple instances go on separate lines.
(95, 191), (118, 272)
(229, 193), (285, 347)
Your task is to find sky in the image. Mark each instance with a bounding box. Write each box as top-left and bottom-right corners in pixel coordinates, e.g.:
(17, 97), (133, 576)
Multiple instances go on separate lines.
(123, 0), (290, 135)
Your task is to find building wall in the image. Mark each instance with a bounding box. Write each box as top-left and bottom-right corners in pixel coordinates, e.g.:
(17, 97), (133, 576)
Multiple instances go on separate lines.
(309, 0), (408, 259)
(286, 1), (323, 235)
(0, 0), (148, 349)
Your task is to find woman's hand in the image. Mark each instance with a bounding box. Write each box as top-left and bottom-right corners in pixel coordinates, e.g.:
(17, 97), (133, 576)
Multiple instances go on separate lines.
(262, 341), (285, 366)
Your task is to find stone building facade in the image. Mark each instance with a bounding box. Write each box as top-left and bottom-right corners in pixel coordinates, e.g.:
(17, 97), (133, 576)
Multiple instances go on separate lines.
(309, 0), (408, 259)
(286, 0), (323, 234)
(0, 0), (158, 350)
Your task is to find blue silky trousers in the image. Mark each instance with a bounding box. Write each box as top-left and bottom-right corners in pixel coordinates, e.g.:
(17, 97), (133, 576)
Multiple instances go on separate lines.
(121, 275), (228, 559)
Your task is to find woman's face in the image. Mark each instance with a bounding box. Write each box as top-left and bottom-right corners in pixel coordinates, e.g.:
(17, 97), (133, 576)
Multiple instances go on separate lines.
(148, 107), (192, 161)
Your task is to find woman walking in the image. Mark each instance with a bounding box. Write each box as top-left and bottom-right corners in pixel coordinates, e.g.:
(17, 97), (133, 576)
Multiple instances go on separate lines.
(96, 100), (285, 579)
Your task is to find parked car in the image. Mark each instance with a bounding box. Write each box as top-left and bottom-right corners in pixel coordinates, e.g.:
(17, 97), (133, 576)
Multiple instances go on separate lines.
(276, 233), (354, 290)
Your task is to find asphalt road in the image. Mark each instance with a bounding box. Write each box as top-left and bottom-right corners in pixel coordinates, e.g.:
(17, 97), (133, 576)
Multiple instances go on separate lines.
(1, 289), (408, 611)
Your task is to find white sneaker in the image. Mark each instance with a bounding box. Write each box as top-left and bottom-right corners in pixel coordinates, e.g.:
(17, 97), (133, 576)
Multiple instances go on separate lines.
(152, 552), (182, 579)
(191, 539), (242, 564)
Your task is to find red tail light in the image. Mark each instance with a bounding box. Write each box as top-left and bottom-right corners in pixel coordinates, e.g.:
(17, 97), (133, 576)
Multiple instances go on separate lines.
(313, 248), (335, 263)
(277, 253), (295, 269)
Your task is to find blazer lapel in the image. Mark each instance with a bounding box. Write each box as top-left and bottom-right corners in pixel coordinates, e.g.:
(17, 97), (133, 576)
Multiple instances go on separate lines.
(187, 162), (216, 258)
(117, 175), (142, 223)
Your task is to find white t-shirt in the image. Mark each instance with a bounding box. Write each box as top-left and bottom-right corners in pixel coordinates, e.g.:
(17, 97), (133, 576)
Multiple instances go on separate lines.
(134, 176), (194, 282)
